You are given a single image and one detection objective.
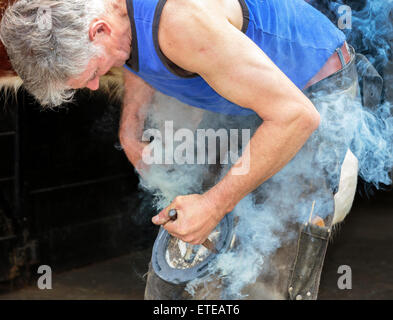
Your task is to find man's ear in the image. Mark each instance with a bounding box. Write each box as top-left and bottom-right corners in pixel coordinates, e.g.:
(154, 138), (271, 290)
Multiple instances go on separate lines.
(89, 20), (111, 42)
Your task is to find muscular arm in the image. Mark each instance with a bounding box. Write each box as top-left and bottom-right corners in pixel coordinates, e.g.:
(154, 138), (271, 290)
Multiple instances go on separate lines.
(159, 0), (320, 217)
(119, 68), (155, 169)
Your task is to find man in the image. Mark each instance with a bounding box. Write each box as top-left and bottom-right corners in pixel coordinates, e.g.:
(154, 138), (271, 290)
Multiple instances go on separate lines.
(0, 0), (360, 299)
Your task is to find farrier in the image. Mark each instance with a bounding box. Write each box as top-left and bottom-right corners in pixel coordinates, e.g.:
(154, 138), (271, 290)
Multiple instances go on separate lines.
(0, 0), (362, 299)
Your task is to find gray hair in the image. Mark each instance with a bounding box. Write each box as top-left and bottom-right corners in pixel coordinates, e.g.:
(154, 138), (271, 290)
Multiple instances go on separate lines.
(0, 0), (108, 107)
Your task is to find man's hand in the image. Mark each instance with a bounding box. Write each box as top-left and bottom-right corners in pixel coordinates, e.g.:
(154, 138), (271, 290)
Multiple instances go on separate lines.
(152, 194), (225, 245)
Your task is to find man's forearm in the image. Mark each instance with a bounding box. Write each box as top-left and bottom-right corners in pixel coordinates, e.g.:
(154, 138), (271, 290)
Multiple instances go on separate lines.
(119, 70), (155, 169)
(119, 70), (155, 145)
(205, 112), (320, 216)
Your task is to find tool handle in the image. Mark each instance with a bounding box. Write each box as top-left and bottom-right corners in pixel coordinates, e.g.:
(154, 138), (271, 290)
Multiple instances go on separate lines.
(168, 209), (178, 221)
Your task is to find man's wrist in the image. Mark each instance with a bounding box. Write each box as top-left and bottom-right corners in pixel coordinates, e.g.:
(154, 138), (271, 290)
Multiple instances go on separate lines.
(204, 183), (239, 218)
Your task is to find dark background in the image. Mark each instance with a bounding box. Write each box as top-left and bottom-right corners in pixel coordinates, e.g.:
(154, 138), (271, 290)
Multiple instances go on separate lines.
(0, 89), (158, 290)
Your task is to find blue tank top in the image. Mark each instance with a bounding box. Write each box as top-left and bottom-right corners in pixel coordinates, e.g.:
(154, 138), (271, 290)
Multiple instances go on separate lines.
(124, 0), (346, 115)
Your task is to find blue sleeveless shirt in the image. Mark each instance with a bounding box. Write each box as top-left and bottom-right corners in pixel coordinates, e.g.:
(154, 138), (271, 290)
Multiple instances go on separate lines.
(124, 0), (345, 115)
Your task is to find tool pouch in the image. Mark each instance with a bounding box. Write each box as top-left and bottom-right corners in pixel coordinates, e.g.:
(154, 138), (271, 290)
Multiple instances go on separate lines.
(355, 53), (383, 110)
(288, 223), (331, 300)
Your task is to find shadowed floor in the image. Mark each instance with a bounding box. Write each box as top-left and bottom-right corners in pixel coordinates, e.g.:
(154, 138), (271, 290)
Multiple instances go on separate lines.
(318, 194), (393, 300)
(0, 193), (392, 300)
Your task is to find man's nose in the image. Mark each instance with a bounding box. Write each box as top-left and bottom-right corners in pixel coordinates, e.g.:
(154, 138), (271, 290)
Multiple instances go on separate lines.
(86, 77), (100, 91)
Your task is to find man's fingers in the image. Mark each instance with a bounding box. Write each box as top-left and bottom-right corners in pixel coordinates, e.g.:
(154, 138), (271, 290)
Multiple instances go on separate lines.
(163, 220), (180, 235)
(152, 208), (171, 225)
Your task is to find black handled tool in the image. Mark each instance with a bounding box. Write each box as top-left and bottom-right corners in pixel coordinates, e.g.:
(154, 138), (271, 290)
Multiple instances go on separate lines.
(168, 209), (218, 254)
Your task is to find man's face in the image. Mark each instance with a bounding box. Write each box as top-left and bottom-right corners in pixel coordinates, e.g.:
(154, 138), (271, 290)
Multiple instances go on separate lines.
(67, 13), (132, 91)
(66, 51), (118, 91)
